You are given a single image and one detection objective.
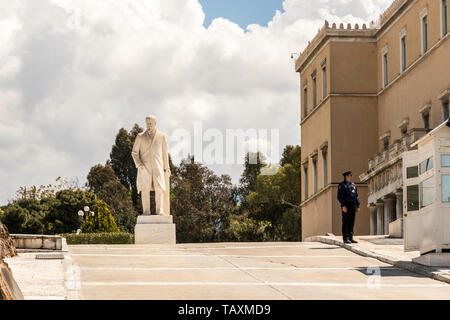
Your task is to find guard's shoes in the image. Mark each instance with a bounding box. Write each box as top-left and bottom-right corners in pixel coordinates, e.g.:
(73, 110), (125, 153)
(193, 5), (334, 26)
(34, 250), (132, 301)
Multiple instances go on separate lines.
(349, 239), (358, 244)
(343, 239), (352, 244)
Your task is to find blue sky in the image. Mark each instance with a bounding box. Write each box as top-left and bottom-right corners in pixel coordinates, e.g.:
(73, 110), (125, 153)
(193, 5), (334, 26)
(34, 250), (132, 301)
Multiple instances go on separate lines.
(198, 0), (285, 29)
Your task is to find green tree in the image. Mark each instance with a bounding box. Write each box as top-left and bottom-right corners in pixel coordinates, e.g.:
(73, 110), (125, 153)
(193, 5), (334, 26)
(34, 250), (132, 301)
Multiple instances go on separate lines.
(226, 214), (272, 242)
(0, 198), (48, 235)
(81, 200), (120, 233)
(109, 124), (143, 207)
(1, 205), (28, 234)
(43, 190), (98, 234)
(171, 158), (235, 243)
(231, 146), (302, 241)
(87, 164), (137, 232)
(239, 152), (266, 196)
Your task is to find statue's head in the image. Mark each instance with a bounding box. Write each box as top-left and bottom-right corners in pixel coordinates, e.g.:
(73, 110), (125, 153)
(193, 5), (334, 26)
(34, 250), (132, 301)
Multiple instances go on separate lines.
(146, 115), (157, 132)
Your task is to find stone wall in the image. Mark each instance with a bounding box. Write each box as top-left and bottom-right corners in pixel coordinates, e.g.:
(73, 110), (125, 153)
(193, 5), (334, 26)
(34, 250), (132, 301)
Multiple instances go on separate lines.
(0, 223), (17, 258)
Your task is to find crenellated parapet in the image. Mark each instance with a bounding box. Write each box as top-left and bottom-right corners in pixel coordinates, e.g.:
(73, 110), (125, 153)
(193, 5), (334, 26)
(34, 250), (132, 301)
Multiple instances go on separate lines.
(295, 20), (377, 72)
(378, 0), (410, 28)
(294, 0), (415, 73)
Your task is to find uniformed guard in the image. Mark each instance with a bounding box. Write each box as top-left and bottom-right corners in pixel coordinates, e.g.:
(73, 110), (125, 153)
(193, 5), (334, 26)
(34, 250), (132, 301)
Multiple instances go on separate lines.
(337, 171), (360, 244)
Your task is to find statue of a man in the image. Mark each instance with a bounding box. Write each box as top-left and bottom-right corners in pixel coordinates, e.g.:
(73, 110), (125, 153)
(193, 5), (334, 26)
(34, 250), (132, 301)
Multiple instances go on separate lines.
(132, 116), (171, 216)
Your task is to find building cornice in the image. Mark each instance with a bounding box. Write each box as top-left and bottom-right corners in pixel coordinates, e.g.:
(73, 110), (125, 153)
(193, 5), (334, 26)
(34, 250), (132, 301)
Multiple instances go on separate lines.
(300, 93), (377, 126)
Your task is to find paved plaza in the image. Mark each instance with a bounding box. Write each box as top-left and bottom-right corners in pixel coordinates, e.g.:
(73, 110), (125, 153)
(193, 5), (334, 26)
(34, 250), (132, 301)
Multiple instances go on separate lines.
(67, 242), (450, 300)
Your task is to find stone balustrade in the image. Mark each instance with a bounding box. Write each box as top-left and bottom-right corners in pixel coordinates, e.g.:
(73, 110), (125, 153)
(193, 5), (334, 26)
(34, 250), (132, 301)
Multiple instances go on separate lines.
(11, 234), (62, 251)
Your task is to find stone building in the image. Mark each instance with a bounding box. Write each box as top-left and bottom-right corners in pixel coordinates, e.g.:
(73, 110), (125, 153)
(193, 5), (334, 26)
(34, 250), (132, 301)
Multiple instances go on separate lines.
(294, 0), (450, 240)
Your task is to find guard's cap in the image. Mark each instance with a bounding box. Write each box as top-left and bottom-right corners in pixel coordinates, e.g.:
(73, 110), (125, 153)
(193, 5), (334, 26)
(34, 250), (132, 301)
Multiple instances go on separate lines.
(343, 171), (352, 177)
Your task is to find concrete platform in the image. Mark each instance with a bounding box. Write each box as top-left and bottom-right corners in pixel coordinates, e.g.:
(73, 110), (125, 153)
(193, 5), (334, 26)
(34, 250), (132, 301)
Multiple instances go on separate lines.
(68, 242), (450, 300)
(413, 253), (450, 267)
(4, 238), (79, 300)
(307, 235), (450, 284)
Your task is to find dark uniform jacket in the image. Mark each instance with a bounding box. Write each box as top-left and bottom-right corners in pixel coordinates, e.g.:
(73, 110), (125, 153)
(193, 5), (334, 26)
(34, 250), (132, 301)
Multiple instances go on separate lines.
(337, 180), (360, 209)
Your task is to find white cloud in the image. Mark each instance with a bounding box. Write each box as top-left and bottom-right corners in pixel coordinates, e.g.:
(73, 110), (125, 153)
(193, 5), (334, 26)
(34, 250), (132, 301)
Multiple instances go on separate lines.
(0, 0), (390, 204)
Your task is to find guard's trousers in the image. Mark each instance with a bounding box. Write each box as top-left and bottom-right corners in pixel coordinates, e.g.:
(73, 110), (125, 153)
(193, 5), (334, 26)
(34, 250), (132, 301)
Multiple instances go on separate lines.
(342, 207), (356, 240)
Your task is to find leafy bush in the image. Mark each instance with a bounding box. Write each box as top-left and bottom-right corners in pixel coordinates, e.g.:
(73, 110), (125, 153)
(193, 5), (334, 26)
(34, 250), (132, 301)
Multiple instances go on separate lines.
(61, 233), (134, 245)
(45, 190), (98, 234)
(1, 190), (100, 235)
(280, 209), (302, 241)
(87, 164), (137, 233)
(226, 215), (272, 242)
(81, 201), (120, 233)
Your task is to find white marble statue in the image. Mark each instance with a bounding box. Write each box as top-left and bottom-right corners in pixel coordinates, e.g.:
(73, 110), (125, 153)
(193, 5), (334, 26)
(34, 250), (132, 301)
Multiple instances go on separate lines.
(132, 116), (171, 216)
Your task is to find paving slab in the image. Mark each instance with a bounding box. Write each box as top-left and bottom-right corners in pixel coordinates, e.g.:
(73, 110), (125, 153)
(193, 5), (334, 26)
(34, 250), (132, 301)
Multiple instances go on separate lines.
(70, 242), (450, 300)
(306, 235), (450, 285)
(4, 253), (66, 300)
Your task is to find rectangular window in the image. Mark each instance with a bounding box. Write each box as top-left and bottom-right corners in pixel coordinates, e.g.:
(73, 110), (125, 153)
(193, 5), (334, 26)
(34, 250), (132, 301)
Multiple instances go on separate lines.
(422, 15), (428, 53)
(420, 176), (435, 208)
(420, 157), (434, 175)
(407, 185), (420, 211)
(407, 166), (419, 179)
(322, 152), (328, 187)
(383, 137), (390, 151)
(442, 175), (450, 203)
(313, 159), (317, 194)
(400, 35), (407, 72)
(442, 155), (450, 167)
(303, 87), (308, 117)
(443, 101), (449, 120)
(382, 52), (388, 88)
(423, 113), (430, 130)
(304, 167), (308, 200)
(312, 72), (317, 108)
(442, 0), (448, 36)
(322, 65), (327, 99)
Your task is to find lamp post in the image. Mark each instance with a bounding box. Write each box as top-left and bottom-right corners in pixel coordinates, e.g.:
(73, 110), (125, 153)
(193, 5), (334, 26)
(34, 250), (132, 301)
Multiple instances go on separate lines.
(77, 210), (84, 235)
(77, 206), (91, 234)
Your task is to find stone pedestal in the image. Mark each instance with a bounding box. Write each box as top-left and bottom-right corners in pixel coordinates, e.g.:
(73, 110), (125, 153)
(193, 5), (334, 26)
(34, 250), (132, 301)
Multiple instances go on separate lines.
(413, 253), (450, 267)
(134, 215), (176, 245)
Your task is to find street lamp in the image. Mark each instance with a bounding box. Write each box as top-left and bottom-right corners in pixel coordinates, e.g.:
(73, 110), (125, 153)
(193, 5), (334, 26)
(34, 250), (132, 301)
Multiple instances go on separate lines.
(77, 206), (90, 228)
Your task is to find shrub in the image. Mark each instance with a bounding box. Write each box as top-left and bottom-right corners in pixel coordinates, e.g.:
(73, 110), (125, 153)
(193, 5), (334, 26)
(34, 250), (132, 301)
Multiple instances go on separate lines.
(43, 190), (98, 234)
(61, 233), (134, 245)
(81, 200), (120, 233)
(226, 215), (272, 242)
(280, 208), (302, 241)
